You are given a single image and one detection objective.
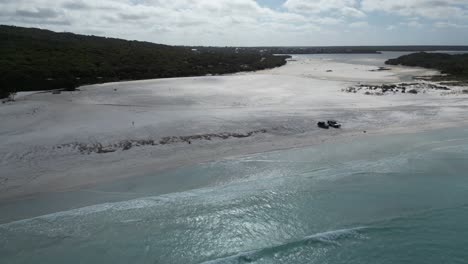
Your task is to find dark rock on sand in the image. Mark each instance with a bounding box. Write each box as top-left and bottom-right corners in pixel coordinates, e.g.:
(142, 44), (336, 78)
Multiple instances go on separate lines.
(370, 67), (391, 72)
(327, 120), (342, 128)
(57, 129), (269, 154)
(317, 122), (329, 129)
(343, 82), (450, 96)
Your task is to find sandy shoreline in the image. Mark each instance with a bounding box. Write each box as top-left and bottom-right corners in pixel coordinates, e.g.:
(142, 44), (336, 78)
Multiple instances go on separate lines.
(1, 55), (468, 203)
(2, 123), (468, 224)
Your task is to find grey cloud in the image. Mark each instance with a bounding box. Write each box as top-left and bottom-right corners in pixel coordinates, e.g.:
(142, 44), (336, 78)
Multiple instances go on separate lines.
(16, 8), (60, 19)
(62, 1), (90, 10)
(361, 0), (468, 19)
(35, 19), (71, 25)
(119, 13), (150, 20)
(3, 0), (466, 46)
(7, 17), (71, 26)
(174, 19), (209, 27)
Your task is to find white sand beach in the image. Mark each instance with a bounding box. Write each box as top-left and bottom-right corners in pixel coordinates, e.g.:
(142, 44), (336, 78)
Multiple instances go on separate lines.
(1, 54), (468, 201)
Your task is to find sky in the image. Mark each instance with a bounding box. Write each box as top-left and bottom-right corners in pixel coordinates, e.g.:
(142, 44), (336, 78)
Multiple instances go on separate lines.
(1, 0), (468, 46)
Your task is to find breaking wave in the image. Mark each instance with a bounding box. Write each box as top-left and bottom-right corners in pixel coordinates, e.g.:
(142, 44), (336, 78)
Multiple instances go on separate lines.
(201, 226), (368, 264)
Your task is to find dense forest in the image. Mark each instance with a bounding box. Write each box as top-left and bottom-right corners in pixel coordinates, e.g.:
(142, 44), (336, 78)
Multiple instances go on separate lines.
(386, 52), (468, 78)
(0, 25), (289, 99)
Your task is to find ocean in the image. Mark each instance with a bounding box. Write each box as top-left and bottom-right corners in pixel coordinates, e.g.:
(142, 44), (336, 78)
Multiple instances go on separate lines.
(1, 126), (468, 263)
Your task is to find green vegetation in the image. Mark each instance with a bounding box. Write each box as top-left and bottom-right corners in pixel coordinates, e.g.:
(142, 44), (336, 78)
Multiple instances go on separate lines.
(0, 25), (289, 99)
(386, 52), (468, 79)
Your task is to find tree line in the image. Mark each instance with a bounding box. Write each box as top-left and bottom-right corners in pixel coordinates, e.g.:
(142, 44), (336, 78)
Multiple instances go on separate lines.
(0, 25), (289, 99)
(386, 52), (468, 78)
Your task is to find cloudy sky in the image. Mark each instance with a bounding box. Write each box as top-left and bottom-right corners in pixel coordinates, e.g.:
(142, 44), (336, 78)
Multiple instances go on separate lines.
(1, 0), (468, 46)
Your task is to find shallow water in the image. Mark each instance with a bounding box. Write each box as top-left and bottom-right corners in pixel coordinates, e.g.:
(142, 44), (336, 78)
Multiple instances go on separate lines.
(292, 51), (414, 66)
(292, 51), (468, 67)
(2, 126), (468, 263)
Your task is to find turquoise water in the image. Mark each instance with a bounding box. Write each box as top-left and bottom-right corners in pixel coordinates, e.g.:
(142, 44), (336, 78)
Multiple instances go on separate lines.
(2, 127), (468, 263)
